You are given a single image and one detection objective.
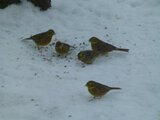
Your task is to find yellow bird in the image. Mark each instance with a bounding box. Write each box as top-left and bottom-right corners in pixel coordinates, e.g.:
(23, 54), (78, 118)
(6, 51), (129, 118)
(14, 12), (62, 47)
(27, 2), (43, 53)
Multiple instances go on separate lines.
(55, 41), (70, 55)
(23, 29), (55, 48)
(89, 37), (129, 54)
(86, 80), (121, 98)
(77, 50), (99, 64)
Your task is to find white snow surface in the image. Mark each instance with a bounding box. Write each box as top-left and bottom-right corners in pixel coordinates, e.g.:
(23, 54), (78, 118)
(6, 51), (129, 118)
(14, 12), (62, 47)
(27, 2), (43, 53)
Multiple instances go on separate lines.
(0, 0), (160, 120)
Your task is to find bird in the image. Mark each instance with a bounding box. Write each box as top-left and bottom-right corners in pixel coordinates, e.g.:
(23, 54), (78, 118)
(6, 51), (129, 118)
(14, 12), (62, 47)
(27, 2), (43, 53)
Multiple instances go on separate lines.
(86, 80), (121, 98)
(89, 37), (129, 54)
(77, 50), (99, 64)
(23, 29), (55, 49)
(55, 41), (70, 55)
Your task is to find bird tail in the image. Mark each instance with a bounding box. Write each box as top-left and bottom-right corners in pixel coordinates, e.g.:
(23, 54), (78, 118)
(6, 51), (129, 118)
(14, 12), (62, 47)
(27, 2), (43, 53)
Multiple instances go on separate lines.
(110, 87), (121, 90)
(115, 48), (129, 52)
(22, 37), (32, 41)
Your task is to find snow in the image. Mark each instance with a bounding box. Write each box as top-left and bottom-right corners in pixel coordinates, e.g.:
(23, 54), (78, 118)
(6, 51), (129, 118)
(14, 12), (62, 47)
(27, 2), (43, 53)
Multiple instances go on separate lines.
(0, 0), (160, 120)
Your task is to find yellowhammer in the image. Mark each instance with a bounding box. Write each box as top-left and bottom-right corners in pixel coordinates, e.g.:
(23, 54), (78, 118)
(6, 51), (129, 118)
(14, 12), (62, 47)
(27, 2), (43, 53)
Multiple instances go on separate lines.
(86, 80), (121, 98)
(23, 29), (55, 48)
(55, 41), (70, 55)
(89, 37), (129, 54)
(77, 50), (99, 64)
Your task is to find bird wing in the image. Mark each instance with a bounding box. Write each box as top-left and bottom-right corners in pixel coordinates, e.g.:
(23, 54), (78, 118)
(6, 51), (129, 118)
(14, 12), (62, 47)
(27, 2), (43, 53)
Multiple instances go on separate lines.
(31, 31), (47, 41)
(95, 82), (110, 92)
(98, 39), (117, 51)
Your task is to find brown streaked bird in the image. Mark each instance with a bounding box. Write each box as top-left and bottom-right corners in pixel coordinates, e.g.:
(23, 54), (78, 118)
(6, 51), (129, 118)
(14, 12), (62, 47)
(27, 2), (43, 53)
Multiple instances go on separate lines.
(55, 41), (70, 55)
(77, 50), (99, 64)
(86, 80), (121, 98)
(89, 37), (129, 54)
(23, 29), (55, 48)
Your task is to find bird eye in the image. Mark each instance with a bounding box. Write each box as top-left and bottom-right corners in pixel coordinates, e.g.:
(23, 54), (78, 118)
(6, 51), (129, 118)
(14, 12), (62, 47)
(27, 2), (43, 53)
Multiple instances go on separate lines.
(88, 83), (94, 87)
(86, 52), (91, 56)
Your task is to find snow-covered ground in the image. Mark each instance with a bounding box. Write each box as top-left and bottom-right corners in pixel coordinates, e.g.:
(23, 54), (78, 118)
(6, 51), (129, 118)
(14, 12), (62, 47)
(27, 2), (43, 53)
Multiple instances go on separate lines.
(0, 0), (160, 120)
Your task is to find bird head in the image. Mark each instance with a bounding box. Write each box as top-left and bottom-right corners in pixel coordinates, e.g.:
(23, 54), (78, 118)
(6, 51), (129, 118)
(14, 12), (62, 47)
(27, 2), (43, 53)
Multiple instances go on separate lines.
(55, 41), (62, 47)
(89, 37), (99, 44)
(78, 52), (86, 60)
(85, 80), (96, 88)
(48, 29), (55, 35)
